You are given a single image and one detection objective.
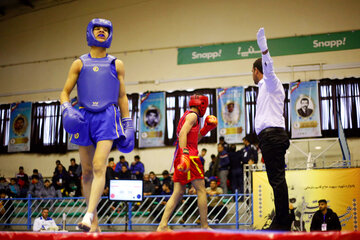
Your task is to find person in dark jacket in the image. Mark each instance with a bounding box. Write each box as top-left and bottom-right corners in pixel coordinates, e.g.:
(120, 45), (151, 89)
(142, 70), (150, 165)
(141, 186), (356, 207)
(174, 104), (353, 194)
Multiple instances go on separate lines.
(310, 199), (341, 231)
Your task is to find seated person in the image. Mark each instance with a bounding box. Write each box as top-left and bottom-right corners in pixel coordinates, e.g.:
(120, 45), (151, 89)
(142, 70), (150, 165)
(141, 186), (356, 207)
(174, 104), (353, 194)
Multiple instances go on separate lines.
(206, 179), (227, 223)
(41, 180), (58, 198)
(149, 171), (161, 195)
(8, 178), (20, 198)
(143, 174), (155, 196)
(310, 199), (341, 231)
(28, 175), (44, 198)
(117, 165), (131, 180)
(33, 208), (58, 231)
(0, 190), (14, 228)
(153, 182), (173, 222)
(31, 169), (44, 184)
(52, 164), (70, 197)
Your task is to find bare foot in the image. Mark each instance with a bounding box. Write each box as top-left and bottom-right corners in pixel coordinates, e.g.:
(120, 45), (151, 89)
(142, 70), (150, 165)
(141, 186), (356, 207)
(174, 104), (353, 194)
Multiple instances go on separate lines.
(156, 225), (173, 232)
(202, 226), (214, 231)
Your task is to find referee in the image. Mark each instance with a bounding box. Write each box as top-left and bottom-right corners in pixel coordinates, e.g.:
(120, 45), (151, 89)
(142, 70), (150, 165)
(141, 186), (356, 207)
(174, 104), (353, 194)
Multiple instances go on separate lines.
(253, 28), (290, 231)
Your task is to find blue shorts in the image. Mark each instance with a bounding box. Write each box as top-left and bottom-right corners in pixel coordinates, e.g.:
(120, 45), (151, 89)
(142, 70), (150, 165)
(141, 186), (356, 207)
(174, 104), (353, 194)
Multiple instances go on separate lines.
(70, 104), (125, 146)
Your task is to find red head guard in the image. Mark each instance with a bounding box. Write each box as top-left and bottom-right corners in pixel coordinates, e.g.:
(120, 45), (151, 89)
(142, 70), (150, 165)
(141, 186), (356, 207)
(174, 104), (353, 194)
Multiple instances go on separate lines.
(189, 95), (208, 117)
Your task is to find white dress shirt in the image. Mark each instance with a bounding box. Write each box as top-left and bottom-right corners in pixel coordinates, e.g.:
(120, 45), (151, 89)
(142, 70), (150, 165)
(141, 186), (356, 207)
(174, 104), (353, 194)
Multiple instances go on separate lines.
(33, 216), (57, 231)
(255, 52), (285, 135)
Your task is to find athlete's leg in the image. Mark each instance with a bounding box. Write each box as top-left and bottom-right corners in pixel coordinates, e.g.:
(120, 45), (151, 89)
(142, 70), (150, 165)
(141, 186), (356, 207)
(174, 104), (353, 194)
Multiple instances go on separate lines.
(78, 140), (113, 231)
(192, 179), (210, 229)
(157, 182), (186, 232)
(78, 145), (95, 231)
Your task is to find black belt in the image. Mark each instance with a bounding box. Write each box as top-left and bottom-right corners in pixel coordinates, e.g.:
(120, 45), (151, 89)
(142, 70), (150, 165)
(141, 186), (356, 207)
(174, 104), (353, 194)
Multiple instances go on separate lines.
(258, 127), (284, 137)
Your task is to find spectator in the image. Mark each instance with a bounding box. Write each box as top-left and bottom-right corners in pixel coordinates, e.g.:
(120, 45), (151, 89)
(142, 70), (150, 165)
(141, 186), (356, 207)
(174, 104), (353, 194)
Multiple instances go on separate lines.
(239, 136), (258, 165)
(33, 208), (58, 231)
(117, 165), (131, 180)
(7, 178), (20, 198)
(199, 148), (207, 168)
(28, 175), (44, 198)
(53, 160), (64, 175)
(130, 155), (145, 180)
(16, 166), (29, 197)
(143, 174), (155, 196)
(30, 169), (44, 184)
(206, 180), (227, 223)
(52, 164), (70, 197)
(206, 154), (217, 178)
(0, 177), (9, 193)
(149, 171), (161, 195)
(114, 155), (129, 173)
(219, 136), (229, 151)
(41, 180), (58, 198)
(161, 170), (172, 189)
(68, 158), (82, 197)
(0, 189), (14, 228)
(228, 144), (244, 194)
(217, 143), (230, 194)
(106, 158), (116, 189)
(310, 199), (341, 231)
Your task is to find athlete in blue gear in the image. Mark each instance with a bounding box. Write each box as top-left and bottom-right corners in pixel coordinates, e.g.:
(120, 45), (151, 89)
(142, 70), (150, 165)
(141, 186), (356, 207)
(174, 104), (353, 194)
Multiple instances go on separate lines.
(60, 18), (134, 232)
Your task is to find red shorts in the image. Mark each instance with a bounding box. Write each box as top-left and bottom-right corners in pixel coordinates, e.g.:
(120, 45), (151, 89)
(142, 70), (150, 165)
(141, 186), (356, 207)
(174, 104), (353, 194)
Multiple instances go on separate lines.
(173, 155), (204, 185)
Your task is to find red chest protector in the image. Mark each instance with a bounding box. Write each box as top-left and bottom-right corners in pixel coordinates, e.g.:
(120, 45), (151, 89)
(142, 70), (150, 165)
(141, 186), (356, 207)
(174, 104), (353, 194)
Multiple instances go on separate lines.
(176, 110), (200, 156)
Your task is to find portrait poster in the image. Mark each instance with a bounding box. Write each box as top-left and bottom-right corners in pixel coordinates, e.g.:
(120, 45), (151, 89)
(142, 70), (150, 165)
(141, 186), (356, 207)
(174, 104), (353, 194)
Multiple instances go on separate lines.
(216, 87), (245, 144)
(8, 102), (32, 152)
(290, 81), (322, 138)
(139, 92), (165, 148)
(253, 168), (360, 231)
(67, 97), (80, 150)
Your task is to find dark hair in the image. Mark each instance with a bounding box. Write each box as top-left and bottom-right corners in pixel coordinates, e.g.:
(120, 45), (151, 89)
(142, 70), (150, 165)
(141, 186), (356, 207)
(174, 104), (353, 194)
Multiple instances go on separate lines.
(210, 179), (217, 184)
(149, 171), (155, 175)
(318, 199), (327, 204)
(219, 136), (225, 141)
(211, 154), (216, 158)
(108, 157), (114, 163)
(10, 178), (17, 182)
(253, 58), (263, 74)
(162, 170), (169, 175)
(32, 175), (39, 180)
(19, 166), (24, 170)
(0, 177), (5, 181)
(301, 98), (309, 103)
(56, 160), (61, 164)
(42, 207), (49, 212)
(134, 155), (140, 160)
(44, 179), (50, 183)
(163, 182), (171, 189)
(0, 189), (6, 195)
(33, 169), (38, 173)
(70, 158), (76, 162)
(120, 155), (125, 160)
(201, 148), (207, 152)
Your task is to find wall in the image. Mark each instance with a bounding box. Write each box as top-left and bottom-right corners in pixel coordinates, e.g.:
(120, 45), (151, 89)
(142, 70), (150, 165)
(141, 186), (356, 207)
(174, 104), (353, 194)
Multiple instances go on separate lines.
(0, 0), (359, 177)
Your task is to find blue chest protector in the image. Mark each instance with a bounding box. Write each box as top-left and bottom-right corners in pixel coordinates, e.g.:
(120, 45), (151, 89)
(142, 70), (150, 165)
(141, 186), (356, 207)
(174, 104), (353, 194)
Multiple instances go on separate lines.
(77, 53), (119, 112)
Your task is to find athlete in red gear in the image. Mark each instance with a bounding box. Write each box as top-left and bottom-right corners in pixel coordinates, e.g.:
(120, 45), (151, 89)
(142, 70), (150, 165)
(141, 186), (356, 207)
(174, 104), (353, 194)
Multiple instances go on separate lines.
(157, 95), (217, 231)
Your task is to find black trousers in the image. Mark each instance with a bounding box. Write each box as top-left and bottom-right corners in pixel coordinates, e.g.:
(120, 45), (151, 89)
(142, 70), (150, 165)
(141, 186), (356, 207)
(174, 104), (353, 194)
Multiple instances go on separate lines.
(258, 127), (290, 228)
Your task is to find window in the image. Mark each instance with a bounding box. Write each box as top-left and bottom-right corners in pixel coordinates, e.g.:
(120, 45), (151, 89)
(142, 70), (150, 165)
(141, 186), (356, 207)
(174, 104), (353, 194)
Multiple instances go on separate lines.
(31, 101), (66, 153)
(0, 104), (10, 153)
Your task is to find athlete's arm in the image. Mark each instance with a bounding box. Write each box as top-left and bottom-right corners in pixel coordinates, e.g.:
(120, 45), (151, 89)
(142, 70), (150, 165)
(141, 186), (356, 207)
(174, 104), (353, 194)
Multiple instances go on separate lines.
(116, 59), (130, 118)
(60, 59), (82, 104)
(178, 113), (198, 149)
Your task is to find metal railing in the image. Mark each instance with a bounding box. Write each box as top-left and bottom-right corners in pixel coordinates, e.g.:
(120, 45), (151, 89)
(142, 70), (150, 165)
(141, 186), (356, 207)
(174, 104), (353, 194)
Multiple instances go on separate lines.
(0, 191), (253, 231)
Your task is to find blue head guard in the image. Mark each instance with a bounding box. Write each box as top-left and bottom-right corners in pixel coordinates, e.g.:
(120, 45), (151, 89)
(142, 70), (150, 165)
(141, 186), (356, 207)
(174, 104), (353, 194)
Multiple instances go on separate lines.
(86, 18), (113, 48)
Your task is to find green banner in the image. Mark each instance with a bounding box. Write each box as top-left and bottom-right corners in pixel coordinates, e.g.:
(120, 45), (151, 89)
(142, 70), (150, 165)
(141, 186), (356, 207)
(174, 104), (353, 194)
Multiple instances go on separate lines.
(177, 30), (360, 65)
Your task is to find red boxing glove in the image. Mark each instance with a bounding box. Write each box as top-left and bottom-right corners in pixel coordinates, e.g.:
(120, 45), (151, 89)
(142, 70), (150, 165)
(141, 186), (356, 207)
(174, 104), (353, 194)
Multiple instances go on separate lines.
(177, 148), (191, 173)
(200, 115), (218, 136)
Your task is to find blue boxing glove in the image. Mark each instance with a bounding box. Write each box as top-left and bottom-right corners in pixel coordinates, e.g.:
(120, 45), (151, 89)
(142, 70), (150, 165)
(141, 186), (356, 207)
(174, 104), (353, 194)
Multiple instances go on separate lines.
(114, 117), (134, 153)
(61, 102), (86, 134)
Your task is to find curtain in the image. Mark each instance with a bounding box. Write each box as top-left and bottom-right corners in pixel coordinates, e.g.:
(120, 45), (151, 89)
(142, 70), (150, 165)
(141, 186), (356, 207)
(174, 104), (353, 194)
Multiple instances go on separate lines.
(31, 101), (67, 153)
